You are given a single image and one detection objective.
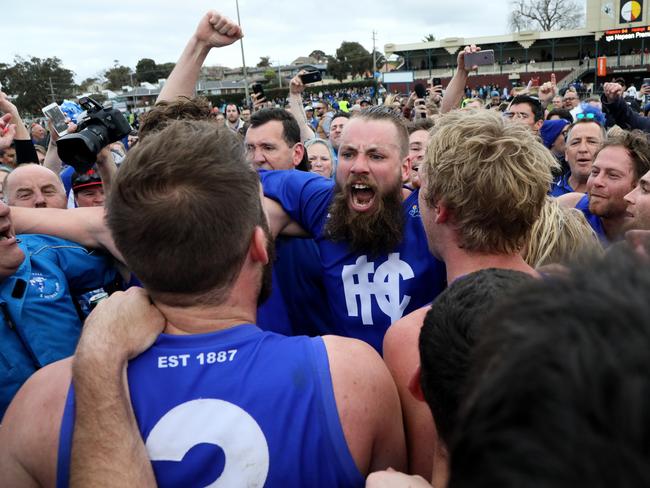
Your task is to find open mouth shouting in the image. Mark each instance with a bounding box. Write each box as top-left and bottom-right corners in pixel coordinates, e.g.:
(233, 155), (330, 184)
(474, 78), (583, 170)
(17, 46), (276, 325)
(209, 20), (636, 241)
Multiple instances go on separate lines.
(348, 181), (377, 212)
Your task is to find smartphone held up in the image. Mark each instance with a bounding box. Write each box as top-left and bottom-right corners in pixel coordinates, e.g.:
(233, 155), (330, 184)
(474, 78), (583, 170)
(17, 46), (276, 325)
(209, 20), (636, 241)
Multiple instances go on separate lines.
(42, 103), (69, 137)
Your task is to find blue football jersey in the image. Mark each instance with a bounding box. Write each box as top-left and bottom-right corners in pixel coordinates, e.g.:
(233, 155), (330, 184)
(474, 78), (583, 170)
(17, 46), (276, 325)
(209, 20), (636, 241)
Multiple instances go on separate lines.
(261, 170), (447, 352)
(57, 325), (364, 488)
(576, 194), (609, 245)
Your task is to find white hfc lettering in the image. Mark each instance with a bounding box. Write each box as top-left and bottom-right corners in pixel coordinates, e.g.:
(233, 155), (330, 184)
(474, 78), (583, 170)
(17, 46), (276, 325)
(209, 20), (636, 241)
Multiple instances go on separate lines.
(341, 253), (415, 325)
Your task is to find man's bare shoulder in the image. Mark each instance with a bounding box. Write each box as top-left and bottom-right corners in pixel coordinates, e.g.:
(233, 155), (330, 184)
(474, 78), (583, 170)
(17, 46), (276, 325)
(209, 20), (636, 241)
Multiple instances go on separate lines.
(383, 306), (430, 364)
(556, 192), (585, 208)
(322, 335), (405, 474)
(0, 357), (72, 487)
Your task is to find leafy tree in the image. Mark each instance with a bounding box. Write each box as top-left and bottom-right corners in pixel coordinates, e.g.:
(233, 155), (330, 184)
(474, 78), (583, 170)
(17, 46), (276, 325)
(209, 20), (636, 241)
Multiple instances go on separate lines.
(135, 58), (158, 83)
(157, 62), (175, 79)
(422, 34), (436, 42)
(309, 50), (327, 62)
(326, 55), (348, 82)
(77, 77), (101, 93)
(0, 56), (75, 115)
(509, 0), (584, 31)
(104, 64), (133, 91)
(335, 42), (373, 78)
(263, 68), (276, 84)
(257, 56), (271, 68)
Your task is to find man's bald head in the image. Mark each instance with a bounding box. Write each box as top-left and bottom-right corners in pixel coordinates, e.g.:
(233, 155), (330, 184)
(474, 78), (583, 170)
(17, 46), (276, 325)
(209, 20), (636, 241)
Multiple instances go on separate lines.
(5, 164), (67, 209)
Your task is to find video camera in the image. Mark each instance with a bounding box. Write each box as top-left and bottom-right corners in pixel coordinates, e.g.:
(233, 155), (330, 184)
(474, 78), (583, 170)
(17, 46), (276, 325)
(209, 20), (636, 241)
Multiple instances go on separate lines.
(57, 97), (131, 172)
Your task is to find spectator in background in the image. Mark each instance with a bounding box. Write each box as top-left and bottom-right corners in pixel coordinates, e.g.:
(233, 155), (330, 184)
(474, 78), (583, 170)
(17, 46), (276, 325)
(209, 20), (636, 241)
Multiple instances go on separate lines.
(0, 145), (16, 168)
(506, 95), (544, 133)
(30, 123), (49, 147)
(4, 164), (67, 209)
(546, 108), (574, 123)
(485, 91), (502, 110)
(70, 170), (105, 207)
(558, 130), (650, 245)
(406, 118), (435, 190)
(601, 81), (650, 132)
(540, 118), (570, 176)
(305, 138), (335, 178)
(225, 103), (245, 132)
(564, 89), (582, 120)
(550, 118), (605, 196)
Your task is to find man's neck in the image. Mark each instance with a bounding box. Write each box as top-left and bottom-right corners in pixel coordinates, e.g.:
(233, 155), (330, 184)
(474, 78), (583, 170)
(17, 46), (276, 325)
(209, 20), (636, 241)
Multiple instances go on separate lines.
(568, 173), (588, 193)
(443, 247), (538, 284)
(154, 298), (257, 336)
(227, 119), (241, 129)
(600, 214), (627, 242)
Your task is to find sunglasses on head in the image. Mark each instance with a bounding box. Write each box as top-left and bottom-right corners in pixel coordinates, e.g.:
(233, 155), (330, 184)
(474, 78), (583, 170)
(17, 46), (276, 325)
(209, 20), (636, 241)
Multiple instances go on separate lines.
(576, 112), (596, 120)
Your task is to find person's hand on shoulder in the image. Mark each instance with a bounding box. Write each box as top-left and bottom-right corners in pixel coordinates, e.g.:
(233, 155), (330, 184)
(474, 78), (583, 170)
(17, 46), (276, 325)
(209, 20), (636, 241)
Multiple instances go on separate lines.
(75, 287), (166, 365)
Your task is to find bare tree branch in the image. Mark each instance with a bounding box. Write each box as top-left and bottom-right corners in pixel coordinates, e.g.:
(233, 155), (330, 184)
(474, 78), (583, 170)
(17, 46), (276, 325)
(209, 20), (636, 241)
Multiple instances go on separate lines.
(509, 0), (584, 32)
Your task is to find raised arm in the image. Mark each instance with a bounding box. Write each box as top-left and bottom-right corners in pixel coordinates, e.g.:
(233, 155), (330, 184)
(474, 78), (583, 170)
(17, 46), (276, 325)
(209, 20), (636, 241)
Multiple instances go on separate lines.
(264, 196), (308, 238)
(441, 45), (481, 114)
(157, 11), (243, 103)
(288, 72), (316, 143)
(10, 206), (123, 261)
(0, 91), (38, 164)
(601, 82), (650, 132)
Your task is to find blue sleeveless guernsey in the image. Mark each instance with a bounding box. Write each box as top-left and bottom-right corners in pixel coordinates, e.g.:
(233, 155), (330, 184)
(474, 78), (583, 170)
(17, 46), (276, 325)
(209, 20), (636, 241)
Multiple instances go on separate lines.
(260, 169), (447, 353)
(57, 325), (364, 488)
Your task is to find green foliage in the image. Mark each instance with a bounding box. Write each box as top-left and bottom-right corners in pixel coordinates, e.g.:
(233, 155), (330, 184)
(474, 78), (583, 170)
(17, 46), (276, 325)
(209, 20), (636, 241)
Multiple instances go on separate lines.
(326, 55), (348, 82)
(104, 64), (133, 91)
(263, 69), (277, 83)
(324, 42), (377, 81)
(0, 56), (76, 116)
(422, 34), (436, 42)
(134, 59), (175, 84)
(257, 56), (271, 68)
(335, 41), (372, 78)
(78, 77), (100, 93)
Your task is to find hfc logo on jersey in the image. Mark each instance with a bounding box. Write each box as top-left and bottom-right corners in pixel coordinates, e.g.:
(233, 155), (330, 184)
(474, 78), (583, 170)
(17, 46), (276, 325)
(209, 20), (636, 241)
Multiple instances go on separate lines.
(341, 253), (415, 325)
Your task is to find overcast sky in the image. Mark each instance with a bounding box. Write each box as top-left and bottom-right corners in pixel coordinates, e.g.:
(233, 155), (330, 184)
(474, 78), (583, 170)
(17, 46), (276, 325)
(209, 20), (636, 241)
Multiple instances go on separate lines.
(2, 1), (513, 82)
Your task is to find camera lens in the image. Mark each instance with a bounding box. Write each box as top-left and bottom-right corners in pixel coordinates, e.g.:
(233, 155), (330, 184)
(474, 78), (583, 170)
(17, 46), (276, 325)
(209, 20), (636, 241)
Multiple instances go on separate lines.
(57, 125), (109, 173)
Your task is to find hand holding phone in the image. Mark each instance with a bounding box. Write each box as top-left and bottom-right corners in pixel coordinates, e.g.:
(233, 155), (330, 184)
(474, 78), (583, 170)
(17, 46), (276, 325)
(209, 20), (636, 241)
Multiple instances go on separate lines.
(463, 49), (494, 69)
(299, 70), (322, 85)
(42, 103), (69, 137)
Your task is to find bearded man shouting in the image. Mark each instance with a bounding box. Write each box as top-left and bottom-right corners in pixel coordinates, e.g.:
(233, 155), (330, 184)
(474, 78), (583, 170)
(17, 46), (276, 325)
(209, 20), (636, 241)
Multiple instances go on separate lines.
(261, 106), (446, 353)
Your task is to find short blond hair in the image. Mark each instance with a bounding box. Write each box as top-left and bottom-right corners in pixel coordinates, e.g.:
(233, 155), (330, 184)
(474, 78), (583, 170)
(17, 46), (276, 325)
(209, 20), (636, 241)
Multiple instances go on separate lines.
(423, 110), (555, 254)
(523, 197), (604, 268)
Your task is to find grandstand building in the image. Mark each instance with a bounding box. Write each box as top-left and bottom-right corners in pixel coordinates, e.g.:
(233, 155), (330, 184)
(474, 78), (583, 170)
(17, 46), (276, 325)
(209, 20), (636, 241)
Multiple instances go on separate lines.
(384, 0), (650, 92)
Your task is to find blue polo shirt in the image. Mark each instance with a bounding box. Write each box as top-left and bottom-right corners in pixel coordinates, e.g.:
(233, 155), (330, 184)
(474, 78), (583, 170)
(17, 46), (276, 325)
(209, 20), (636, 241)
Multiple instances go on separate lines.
(0, 234), (117, 417)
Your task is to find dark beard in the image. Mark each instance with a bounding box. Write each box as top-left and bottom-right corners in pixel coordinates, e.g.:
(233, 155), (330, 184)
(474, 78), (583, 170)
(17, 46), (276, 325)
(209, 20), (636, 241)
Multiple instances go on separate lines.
(324, 181), (405, 257)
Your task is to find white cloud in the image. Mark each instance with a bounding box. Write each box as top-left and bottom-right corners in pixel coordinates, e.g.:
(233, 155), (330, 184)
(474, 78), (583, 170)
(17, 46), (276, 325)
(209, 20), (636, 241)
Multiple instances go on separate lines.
(2, 0), (512, 82)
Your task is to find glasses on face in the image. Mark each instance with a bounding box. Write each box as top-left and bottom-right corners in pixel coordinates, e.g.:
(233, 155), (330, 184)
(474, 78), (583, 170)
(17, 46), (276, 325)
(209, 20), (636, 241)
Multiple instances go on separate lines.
(564, 96), (578, 101)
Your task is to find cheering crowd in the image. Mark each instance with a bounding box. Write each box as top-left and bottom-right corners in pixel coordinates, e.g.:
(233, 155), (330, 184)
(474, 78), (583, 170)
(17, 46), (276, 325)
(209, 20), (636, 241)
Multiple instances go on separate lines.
(1, 8), (650, 488)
